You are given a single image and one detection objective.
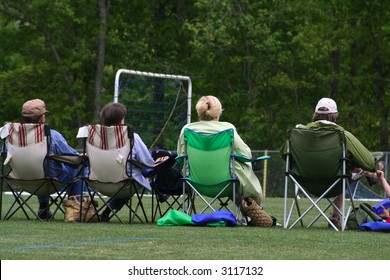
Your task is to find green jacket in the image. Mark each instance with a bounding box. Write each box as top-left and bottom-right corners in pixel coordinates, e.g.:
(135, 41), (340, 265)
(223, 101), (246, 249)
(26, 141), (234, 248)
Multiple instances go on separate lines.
(280, 120), (375, 171)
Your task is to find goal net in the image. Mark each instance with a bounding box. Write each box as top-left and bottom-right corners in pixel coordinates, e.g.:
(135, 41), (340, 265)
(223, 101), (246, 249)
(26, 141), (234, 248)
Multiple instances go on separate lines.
(114, 69), (192, 151)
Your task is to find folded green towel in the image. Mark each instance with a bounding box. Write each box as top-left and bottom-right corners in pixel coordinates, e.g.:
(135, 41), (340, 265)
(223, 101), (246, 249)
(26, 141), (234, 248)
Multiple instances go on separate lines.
(157, 210), (195, 226)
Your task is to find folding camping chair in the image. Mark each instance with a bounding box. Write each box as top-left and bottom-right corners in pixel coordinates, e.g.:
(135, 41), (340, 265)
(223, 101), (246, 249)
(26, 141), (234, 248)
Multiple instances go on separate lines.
(0, 122), (82, 221)
(178, 128), (270, 219)
(77, 124), (151, 224)
(283, 127), (356, 231)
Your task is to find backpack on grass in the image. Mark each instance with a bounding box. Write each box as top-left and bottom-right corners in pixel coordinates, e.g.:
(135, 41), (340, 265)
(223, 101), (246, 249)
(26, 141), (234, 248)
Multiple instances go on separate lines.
(347, 203), (383, 230)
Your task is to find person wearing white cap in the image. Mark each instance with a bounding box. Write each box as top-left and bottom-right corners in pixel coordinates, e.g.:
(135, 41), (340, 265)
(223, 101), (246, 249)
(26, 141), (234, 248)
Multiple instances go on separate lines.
(281, 97), (380, 229)
(21, 99), (84, 220)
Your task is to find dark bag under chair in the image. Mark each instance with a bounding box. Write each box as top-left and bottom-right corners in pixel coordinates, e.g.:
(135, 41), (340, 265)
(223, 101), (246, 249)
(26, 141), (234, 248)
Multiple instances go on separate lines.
(150, 149), (188, 222)
(151, 149), (182, 189)
(346, 203), (383, 230)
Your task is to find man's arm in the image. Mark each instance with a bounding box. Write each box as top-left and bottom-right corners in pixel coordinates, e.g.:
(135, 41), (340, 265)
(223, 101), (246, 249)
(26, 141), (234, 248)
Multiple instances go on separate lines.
(49, 129), (79, 155)
(344, 130), (375, 171)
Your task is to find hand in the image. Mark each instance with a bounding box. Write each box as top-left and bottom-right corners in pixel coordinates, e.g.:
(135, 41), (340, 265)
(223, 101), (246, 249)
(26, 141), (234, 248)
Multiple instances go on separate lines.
(364, 171), (375, 178)
(155, 156), (169, 163)
(376, 170), (384, 180)
(379, 206), (390, 219)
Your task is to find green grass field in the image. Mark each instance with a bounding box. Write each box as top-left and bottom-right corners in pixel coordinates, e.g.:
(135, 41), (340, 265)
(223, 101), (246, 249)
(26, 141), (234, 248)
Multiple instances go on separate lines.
(0, 195), (389, 260)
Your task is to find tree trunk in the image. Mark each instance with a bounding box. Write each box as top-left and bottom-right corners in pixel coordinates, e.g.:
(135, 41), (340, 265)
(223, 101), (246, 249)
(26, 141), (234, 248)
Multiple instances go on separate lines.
(95, 0), (109, 120)
(373, 55), (388, 149)
(330, 48), (340, 97)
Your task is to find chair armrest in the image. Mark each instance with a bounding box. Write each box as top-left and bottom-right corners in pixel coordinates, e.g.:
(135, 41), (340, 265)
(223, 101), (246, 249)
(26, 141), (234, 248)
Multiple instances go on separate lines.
(234, 155), (271, 163)
(47, 154), (84, 168)
(175, 155), (186, 166)
(128, 159), (154, 169)
(235, 155), (271, 171)
(130, 156), (176, 170)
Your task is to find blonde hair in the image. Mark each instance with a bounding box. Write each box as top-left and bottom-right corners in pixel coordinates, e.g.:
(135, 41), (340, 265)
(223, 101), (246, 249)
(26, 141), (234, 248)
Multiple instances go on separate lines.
(195, 95), (223, 121)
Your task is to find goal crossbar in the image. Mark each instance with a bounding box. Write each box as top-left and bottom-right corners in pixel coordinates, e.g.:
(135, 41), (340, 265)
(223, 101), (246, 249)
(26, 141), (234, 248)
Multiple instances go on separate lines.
(114, 69), (192, 124)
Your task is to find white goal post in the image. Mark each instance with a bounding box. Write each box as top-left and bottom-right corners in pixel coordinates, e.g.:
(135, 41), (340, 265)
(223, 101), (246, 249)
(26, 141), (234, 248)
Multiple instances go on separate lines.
(113, 69), (192, 150)
(114, 69), (192, 123)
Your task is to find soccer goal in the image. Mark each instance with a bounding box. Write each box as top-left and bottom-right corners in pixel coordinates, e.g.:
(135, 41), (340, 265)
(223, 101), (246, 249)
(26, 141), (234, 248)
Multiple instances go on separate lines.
(114, 69), (192, 151)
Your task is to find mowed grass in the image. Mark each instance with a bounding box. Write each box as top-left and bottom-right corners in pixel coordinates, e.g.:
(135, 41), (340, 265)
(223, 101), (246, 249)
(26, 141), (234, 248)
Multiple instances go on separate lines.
(0, 194), (389, 260)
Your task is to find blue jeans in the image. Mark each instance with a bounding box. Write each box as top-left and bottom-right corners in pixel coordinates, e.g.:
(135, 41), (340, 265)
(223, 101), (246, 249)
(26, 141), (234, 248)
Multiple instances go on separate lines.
(38, 164), (88, 205)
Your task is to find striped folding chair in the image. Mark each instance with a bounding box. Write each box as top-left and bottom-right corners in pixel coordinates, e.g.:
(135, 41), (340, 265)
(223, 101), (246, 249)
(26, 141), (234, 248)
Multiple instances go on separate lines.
(0, 122), (81, 221)
(77, 124), (151, 224)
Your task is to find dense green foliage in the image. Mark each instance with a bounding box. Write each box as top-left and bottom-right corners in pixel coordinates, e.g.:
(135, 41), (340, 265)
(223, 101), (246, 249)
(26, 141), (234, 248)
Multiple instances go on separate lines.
(0, 0), (389, 150)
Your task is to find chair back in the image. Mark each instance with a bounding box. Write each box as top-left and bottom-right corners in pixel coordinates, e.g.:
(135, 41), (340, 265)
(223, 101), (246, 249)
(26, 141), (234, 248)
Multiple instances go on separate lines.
(183, 128), (235, 197)
(3, 123), (49, 180)
(86, 124), (132, 183)
(0, 122), (66, 198)
(287, 127), (345, 197)
(81, 124), (139, 199)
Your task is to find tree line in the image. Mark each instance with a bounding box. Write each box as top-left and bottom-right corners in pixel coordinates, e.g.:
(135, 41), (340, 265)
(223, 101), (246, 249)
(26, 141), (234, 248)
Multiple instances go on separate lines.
(0, 0), (389, 151)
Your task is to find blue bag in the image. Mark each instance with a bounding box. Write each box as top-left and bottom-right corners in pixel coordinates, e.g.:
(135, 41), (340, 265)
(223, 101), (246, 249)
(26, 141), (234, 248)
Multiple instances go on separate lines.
(359, 221), (390, 232)
(191, 210), (237, 227)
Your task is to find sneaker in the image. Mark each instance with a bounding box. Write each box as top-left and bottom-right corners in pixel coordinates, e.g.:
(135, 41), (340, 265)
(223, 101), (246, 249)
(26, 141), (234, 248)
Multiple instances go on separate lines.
(37, 209), (53, 221)
(328, 213), (341, 229)
(238, 216), (251, 226)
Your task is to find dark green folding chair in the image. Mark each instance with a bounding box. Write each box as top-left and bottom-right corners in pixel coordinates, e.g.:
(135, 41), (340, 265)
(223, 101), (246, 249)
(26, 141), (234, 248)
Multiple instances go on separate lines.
(283, 127), (355, 231)
(178, 128), (270, 219)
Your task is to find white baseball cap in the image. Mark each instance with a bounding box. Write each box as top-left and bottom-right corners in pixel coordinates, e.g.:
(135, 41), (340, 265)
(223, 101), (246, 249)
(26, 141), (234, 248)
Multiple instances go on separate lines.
(315, 98), (338, 114)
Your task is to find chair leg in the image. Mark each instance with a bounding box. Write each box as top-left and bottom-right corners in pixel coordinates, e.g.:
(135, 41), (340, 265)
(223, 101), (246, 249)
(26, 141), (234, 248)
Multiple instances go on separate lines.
(130, 188), (148, 224)
(0, 178), (3, 219)
(293, 195), (304, 227)
(184, 187), (196, 215)
(4, 188), (33, 220)
(94, 189), (126, 224)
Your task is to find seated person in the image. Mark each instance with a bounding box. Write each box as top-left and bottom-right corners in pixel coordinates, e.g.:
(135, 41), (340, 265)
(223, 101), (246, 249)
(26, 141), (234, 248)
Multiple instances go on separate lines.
(99, 102), (155, 221)
(19, 99), (83, 220)
(280, 97), (380, 229)
(176, 95), (264, 211)
(376, 170), (390, 221)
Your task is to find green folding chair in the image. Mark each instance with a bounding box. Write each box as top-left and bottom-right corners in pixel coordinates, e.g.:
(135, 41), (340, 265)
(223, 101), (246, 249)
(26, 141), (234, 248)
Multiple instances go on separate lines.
(283, 127), (355, 231)
(178, 128), (270, 219)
